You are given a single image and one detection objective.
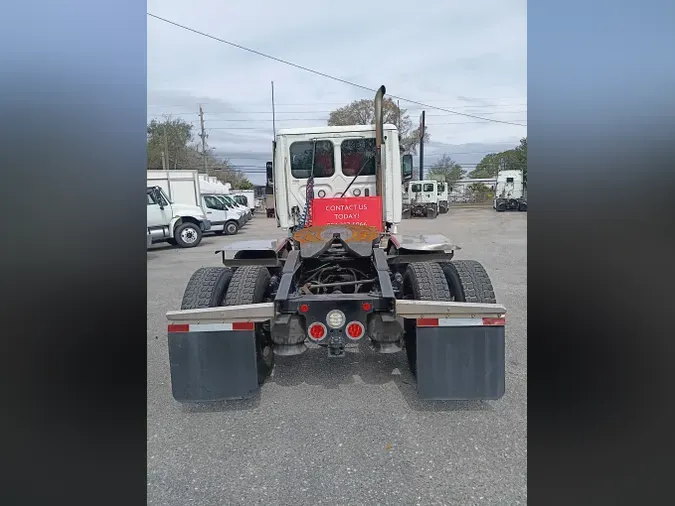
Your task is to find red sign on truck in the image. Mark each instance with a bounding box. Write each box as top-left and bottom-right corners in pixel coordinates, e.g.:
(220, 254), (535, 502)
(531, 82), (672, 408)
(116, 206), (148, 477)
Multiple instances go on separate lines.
(311, 196), (383, 231)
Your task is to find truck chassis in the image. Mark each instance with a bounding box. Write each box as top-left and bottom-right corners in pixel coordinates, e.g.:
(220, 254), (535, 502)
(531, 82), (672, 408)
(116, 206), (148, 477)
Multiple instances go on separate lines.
(166, 224), (505, 402)
(495, 197), (527, 212)
(402, 202), (438, 219)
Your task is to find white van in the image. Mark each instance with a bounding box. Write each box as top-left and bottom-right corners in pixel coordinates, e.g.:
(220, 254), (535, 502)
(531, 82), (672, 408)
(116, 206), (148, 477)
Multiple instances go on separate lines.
(201, 194), (245, 235)
(222, 195), (252, 222)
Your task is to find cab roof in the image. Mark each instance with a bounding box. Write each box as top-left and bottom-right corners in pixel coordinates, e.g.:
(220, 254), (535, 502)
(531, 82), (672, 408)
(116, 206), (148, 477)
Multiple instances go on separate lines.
(277, 123), (399, 136)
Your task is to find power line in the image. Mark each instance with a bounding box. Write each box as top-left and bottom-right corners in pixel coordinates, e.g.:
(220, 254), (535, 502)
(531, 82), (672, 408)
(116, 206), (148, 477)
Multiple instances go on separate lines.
(149, 110), (526, 118)
(147, 13), (526, 127)
(148, 102), (526, 108)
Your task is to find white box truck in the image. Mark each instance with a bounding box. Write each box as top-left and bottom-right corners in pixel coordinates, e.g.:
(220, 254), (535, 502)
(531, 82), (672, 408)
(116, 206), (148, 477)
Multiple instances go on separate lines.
(147, 170), (211, 248)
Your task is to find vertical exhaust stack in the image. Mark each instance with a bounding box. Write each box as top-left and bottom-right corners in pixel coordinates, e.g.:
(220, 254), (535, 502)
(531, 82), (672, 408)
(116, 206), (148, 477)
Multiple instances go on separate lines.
(374, 85), (386, 228)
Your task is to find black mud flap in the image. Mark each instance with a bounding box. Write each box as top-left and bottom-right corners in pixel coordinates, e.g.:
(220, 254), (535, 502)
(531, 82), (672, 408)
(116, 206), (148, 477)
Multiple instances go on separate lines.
(416, 325), (505, 400)
(168, 328), (260, 402)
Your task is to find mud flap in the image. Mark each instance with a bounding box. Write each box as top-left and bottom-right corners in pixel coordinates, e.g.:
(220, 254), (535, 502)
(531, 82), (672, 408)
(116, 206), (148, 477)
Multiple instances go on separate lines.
(415, 325), (505, 400)
(168, 328), (260, 402)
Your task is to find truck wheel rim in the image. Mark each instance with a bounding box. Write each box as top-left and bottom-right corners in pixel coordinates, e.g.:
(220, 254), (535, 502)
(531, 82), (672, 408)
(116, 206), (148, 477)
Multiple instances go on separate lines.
(227, 224), (236, 234)
(181, 227), (197, 243)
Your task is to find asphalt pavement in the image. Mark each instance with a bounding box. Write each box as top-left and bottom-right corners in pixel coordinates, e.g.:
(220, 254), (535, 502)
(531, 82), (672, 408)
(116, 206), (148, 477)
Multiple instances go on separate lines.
(147, 206), (527, 505)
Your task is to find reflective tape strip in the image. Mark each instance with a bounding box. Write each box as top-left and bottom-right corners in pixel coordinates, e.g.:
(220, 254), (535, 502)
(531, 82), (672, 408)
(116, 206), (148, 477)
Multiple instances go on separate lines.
(416, 317), (505, 328)
(167, 322), (255, 333)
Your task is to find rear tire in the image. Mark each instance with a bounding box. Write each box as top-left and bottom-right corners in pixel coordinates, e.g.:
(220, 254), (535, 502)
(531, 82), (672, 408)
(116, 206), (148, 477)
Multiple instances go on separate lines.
(224, 265), (274, 384)
(174, 222), (203, 248)
(402, 262), (452, 376)
(180, 267), (233, 309)
(440, 260), (496, 303)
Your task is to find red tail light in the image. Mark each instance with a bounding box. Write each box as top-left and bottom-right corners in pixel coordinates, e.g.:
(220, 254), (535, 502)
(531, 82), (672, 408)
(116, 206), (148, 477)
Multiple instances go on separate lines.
(307, 322), (327, 341)
(346, 321), (365, 340)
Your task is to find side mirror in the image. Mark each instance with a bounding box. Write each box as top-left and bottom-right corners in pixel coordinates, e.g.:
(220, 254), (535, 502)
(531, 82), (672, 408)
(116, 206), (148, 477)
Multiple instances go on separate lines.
(266, 161), (273, 186)
(401, 154), (413, 182)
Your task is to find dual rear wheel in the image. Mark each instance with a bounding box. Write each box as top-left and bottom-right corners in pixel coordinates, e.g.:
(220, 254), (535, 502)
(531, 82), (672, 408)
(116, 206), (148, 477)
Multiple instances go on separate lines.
(402, 260), (497, 376)
(180, 265), (274, 385)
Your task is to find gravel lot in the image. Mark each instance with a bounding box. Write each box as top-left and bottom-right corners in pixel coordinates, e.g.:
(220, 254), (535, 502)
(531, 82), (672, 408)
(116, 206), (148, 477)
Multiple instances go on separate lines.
(147, 207), (527, 505)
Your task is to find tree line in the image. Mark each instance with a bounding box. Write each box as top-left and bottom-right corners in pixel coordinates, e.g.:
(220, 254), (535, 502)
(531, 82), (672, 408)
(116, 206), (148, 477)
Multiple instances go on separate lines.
(147, 116), (253, 189)
(426, 137), (528, 186)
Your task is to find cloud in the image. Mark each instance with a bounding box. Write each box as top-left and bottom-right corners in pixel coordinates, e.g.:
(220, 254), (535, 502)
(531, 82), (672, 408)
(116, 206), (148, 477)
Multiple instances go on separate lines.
(148, 0), (526, 183)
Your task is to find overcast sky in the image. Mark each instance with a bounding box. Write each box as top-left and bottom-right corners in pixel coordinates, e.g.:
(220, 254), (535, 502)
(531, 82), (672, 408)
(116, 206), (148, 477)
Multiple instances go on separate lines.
(147, 1), (526, 185)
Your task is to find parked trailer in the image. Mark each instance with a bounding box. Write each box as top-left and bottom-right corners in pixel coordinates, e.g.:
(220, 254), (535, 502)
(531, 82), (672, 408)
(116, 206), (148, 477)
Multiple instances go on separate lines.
(166, 87), (505, 402)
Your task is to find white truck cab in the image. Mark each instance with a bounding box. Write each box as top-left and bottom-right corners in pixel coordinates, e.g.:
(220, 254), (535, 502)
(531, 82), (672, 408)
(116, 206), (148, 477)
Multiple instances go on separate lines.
(437, 181), (449, 214)
(147, 186), (211, 248)
(271, 123), (412, 232)
(201, 194), (244, 235)
(402, 180), (439, 218)
(493, 170), (527, 212)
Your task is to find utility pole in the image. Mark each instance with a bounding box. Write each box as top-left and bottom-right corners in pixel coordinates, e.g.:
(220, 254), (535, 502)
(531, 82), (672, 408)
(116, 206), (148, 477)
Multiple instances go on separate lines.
(198, 104), (208, 174)
(418, 110), (425, 180)
(271, 81), (277, 138)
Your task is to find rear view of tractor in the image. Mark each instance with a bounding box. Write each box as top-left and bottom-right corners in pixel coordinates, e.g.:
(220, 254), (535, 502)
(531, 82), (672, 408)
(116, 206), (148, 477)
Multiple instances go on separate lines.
(166, 86), (506, 403)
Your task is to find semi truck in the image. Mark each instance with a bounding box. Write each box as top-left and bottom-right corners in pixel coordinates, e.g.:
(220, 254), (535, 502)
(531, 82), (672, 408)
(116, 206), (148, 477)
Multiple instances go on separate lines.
(494, 170), (527, 212)
(402, 179), (439, 218)
(166, 86), (506, 402)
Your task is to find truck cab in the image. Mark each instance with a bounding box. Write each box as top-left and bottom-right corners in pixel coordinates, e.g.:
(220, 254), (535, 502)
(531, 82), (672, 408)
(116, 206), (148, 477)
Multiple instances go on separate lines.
(402, 180), (439, 218)
(270, 123), (413, 233)
(147, 186), (211, 248)
(493, 170), (527, 212)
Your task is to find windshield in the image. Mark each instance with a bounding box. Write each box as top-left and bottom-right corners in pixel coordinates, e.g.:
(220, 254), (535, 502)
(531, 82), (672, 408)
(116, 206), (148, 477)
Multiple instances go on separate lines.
(411, 183), (422, 193)
(216, 196), (233, 209)
(423, 183), (435, 192)
(437, 183), (445, 193)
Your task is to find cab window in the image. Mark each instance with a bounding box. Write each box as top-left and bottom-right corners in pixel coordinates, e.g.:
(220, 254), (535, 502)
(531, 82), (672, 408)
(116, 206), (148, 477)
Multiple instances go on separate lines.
(423, 183), (434, 192)
(437, 183), (445, 193)
(290, 140), (335, 179)
(147, 188), (168, 206)
(341, 138), (376, 177)
(203, 196), (223, 210)
(411, 183), (422, 192)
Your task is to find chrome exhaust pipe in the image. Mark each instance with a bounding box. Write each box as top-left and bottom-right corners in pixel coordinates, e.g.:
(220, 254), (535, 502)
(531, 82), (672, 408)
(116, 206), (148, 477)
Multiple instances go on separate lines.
(374, 85), (386, 228)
